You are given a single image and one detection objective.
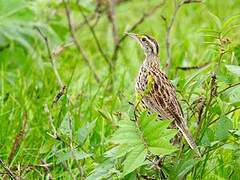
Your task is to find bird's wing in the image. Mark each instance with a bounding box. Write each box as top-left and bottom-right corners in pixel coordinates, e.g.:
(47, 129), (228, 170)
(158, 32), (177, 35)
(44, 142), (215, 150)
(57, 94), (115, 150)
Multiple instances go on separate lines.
(143, 68), (184, 121)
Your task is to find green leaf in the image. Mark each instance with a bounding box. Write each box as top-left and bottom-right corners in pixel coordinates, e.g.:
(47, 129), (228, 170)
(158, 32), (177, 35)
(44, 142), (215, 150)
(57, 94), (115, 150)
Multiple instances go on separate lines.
(225, 64), (240, 76)
(78, 120), (96, 145)
(208, 12), (222, 29)
(110, 112), (177, 176)
(123, 145), (147, 176)
(214, 116), (233, 140)
(57, 150), (91, 164)
(222, 15), (240, 31)
(59, 112), (72, 135)
(86, 160), (117, 180)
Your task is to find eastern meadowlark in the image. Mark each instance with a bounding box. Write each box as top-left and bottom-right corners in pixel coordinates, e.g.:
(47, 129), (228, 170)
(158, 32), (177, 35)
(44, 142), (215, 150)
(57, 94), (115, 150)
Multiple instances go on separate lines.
(126, 32), (201, 157)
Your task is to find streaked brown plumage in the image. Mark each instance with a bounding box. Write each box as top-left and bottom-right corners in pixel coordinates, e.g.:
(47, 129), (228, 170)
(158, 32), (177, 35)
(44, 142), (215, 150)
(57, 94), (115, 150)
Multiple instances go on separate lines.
(126, 32), (201, 156)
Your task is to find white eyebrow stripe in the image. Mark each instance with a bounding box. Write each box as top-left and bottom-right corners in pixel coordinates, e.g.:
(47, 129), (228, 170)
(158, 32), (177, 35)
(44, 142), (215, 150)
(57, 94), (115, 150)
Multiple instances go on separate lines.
(146, 36), (158, 54)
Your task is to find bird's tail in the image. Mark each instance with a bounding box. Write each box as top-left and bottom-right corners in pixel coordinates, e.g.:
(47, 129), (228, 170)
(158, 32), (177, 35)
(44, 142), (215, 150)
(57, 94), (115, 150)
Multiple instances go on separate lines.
(175, 119), (201, 157)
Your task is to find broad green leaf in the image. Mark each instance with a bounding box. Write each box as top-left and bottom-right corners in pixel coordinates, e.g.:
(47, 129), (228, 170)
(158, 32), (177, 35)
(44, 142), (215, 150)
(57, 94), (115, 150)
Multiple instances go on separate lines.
(59, 112), (72, 135)
(86, 160), (116, 180)
(225, 64), (240, 76)
(177, 159), (198, 178)
(214, 116), (233, 140)
(123, 145), (147, 176)
(57, 150), (91, 164)
(111, 112), (177, 176)
(200, 128), (215, 146)
(78, 120), (96, 145)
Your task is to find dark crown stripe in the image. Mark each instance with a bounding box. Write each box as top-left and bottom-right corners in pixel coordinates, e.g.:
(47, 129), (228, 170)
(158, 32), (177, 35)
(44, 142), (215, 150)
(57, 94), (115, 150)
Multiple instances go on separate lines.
(144, 35), (159, 54)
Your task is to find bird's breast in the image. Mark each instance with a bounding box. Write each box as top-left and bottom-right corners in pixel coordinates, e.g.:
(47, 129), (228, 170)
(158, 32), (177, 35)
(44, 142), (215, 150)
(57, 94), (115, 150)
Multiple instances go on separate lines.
(135, 65), (148, 92)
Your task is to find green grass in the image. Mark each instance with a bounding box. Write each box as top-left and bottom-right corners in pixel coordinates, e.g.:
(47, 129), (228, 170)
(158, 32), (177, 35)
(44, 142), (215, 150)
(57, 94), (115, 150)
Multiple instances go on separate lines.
(1, 0), (240, 179)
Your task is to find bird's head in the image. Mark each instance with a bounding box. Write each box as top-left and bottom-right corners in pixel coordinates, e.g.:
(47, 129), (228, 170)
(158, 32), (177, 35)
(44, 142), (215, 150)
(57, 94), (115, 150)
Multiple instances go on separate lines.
(126, 33), (159, 56)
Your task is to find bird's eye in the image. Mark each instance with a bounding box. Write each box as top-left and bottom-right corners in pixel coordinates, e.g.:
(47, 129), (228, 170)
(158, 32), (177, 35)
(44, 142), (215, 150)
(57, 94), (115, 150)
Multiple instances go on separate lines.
(142, 37), (146, 42)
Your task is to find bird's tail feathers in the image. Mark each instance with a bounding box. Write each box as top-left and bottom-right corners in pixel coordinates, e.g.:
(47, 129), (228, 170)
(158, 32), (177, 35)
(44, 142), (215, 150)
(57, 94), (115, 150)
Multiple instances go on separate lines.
(175, 120), (201, 157)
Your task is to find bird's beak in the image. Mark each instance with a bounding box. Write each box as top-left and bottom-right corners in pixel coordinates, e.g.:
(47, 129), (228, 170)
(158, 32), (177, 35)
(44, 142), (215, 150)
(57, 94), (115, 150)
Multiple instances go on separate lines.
(125, 32), (139, 41)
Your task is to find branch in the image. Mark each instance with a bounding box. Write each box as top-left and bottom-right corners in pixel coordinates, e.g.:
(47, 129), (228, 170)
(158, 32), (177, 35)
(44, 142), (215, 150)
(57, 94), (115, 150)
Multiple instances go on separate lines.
(34, 26), (64, 87)
(0, 159), (17, 180)
(75, 1), (104, 31)
(77, 2), (112, 68)
(163, 0), (202, 72)
(164, 0), (180, 71)
(218, 82), (240, 94)
(52, 42), (74, 58)
(107, 0), (119, 46)
(63, 0), (100, 83)
(209, 107), (240, 126)
(176, 62), (209, 70)
(35, 26), (67, 106)
(111, 0), (166, 63)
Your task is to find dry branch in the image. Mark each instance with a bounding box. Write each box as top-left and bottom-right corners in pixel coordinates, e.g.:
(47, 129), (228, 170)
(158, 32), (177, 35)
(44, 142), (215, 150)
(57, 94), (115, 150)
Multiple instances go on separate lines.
(34, 26), (64, 87)
(63, 0), (100, 83)
(77, 2), (112, 67)
(35, 26), (67, 105)
(107, 0), (119, 46)
(176, 62), (209, 70)
(0, 159), (17, 180)
(111, 0), (166, 63)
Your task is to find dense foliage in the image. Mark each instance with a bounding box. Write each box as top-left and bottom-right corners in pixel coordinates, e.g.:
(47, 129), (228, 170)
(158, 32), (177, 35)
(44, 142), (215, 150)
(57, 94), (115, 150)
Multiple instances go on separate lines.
(0, 0), (240, 179)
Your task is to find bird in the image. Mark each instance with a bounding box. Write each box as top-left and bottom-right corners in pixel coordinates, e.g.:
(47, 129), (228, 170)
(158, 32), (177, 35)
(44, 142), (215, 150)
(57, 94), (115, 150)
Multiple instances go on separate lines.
(126, 32), (201, 157)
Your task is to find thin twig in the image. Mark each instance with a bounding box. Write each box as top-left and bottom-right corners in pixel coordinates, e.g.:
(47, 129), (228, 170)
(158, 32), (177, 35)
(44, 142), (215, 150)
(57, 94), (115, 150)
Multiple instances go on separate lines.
(163, 0), (202, 72)
(8, 112), (27, 165)
(107, 0), (119, 46)
(164, 0), (180, 71)
(34, 26), (64, 87)
(75, 0), (104, 31)
(218, 82), (240, 94)
(77, 2), (112, 67)
(209, 107), (240, 126)
(35, 26), (68, 106)
(0, 159), (17, 180)
(111, 0), (166, 63)
(40, 160), (52, 180)
(176, 62), (209, 70)
(44, 104), (58, 138)
(63, 0), (100, 83)
(52, 42), (74, 58)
